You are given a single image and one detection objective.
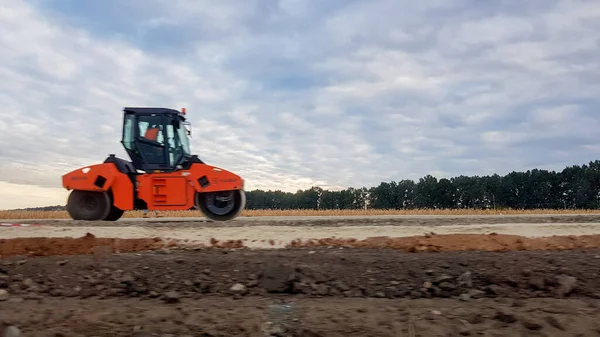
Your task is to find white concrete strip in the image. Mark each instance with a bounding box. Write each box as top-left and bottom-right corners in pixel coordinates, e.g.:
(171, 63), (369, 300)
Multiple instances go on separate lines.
(1, 222), (599, 249)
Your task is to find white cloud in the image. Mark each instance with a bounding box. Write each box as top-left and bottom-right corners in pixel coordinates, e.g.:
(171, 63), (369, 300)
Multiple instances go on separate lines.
(530, 105), (580, 125)
(0, 182), (68, 211)
(0, 0), (599, 209)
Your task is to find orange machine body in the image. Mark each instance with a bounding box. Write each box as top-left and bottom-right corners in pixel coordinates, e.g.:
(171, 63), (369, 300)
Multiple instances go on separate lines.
(62, 162), (244, 211)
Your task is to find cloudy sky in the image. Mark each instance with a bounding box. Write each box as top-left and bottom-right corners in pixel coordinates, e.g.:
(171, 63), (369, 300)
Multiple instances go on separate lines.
(1, 0), (599, 209)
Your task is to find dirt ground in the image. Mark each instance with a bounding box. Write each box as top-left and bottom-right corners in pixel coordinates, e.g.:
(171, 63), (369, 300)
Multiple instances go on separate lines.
(6, 232), (600, 257)
(5, 214), (600, 251)
(1, 247), (600, 336)
(2, 215), (600, 336)
(2, 296), (600, 337)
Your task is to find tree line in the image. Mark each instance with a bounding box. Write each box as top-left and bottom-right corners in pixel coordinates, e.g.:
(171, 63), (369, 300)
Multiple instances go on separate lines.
(244, 160), (600, 210)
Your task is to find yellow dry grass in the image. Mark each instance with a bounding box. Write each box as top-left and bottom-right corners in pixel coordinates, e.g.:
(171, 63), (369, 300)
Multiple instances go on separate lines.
(0, 208), (599, 220)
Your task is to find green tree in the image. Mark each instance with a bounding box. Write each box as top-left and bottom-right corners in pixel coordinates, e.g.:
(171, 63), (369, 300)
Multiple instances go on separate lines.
(242, 159), (600, 211)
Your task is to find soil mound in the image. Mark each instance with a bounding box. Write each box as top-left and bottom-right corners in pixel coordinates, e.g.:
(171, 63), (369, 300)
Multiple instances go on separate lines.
(288, 233), (600, 252)
(0, 233), (166, 257)
(5, 233), (600, 258)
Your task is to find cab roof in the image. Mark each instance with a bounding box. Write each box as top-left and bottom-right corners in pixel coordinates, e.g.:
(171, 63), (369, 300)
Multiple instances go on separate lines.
(123, 107), (182, 115)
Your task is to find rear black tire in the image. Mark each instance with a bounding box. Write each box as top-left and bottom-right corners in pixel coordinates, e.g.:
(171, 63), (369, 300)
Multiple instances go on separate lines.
(196, 189), (246, 221)
(104, 205), (124, 221)
(66, 190), (112, 221)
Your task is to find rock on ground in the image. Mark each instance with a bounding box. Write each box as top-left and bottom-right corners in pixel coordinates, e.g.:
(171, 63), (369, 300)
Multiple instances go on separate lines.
(0, 289), (8, 301)
(3, 326), (21, 337)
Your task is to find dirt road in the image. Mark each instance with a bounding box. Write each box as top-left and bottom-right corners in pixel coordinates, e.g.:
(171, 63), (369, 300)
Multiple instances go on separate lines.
(1, 215), (600, 336)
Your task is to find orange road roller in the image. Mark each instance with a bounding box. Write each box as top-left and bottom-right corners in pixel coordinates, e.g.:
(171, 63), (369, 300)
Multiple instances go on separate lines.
(62, 107), (246, 221)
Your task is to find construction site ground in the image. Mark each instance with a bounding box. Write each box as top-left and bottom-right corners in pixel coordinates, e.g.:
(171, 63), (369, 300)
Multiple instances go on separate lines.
(2, 214), (600, 336)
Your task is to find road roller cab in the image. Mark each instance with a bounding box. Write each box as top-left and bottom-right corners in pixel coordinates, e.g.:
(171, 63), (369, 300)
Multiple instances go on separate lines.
(62, 107), (246, 221)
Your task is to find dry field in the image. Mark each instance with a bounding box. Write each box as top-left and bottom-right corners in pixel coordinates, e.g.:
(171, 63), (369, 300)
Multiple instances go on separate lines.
(2, 207), (600, 219)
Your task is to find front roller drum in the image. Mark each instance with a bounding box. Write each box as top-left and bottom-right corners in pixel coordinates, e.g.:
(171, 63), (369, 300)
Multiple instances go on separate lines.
(66, 190), (112, 221)
(196, 189), (246, 221)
